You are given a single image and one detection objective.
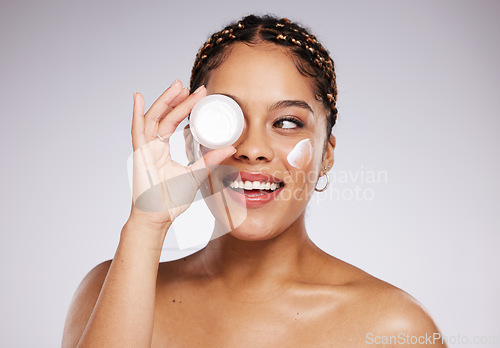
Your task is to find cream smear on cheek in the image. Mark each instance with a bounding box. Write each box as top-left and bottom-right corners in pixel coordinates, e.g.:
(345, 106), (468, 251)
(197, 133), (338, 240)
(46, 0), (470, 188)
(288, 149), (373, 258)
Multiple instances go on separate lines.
(286, 138), (313, 169)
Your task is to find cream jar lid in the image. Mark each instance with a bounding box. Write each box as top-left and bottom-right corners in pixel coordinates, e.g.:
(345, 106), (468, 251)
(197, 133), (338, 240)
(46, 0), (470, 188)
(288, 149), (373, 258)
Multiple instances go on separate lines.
(190, 94), (244, 149)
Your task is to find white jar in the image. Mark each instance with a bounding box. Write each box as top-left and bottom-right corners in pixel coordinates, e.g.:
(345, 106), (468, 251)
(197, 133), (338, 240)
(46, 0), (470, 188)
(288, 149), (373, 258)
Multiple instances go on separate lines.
(190, 94), (244, 151)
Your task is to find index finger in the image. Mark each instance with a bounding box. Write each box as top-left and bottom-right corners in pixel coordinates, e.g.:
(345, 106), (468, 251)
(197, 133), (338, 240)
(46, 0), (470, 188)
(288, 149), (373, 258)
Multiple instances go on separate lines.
(145, 80), (184, 122)
(157, 86), (207, 139)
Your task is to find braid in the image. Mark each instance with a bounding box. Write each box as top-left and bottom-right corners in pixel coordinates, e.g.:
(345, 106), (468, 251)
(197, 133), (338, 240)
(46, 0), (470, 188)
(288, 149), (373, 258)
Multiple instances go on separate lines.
(190, 20), (246, 90)
(270, 19), (338, 128)
(190, 14), (338, 135)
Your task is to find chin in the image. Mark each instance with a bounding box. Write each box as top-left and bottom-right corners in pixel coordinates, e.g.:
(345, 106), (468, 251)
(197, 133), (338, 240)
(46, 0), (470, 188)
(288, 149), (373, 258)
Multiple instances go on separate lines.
(228, 222), (280, 242)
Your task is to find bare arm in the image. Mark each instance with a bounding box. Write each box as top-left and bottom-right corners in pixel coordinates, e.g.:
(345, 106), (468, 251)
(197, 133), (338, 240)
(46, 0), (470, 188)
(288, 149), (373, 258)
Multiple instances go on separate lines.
(62, 220), (168, 348)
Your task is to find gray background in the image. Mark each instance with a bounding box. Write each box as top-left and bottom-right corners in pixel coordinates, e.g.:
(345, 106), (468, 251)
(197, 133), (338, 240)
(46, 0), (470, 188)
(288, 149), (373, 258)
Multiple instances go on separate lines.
(1, 0), (499, 347)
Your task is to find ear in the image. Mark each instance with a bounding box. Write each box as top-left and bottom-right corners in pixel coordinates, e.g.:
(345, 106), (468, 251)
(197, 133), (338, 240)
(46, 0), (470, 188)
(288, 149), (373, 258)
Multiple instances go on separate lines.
(322, 133), (336, 173)
(183, 124), (196, 165)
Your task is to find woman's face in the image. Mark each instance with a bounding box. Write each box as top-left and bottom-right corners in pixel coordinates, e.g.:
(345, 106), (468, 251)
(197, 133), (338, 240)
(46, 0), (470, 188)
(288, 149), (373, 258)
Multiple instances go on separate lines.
(199, 42), (335, 241)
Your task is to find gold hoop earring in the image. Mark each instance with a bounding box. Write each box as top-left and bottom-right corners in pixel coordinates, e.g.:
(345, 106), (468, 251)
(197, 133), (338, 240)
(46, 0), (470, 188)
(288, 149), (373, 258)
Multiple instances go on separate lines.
(315, 166), (331, 192)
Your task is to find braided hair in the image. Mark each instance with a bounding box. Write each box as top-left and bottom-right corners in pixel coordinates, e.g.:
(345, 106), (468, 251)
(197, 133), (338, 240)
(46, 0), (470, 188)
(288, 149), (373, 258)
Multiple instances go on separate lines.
(190, 14), (338, 141)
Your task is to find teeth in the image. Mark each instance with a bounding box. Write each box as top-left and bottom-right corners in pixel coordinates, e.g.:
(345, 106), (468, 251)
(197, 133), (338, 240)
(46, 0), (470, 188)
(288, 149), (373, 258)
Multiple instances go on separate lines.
(227, 180), (281, 191)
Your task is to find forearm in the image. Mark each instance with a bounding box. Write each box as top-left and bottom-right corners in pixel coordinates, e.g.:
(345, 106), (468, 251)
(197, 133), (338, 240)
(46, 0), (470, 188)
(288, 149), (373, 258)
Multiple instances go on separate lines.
(77, 219), (169, 347)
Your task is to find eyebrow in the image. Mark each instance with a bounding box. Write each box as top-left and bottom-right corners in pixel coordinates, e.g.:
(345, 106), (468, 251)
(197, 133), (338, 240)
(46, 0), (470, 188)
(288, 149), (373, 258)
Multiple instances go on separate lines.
(269, 100), (314, 115)
(217, 93), (314, 116)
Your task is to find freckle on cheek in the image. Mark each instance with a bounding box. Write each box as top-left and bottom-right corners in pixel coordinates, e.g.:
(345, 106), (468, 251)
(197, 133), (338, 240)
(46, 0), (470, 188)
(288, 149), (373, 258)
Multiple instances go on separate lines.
(286, 139), (312, 169)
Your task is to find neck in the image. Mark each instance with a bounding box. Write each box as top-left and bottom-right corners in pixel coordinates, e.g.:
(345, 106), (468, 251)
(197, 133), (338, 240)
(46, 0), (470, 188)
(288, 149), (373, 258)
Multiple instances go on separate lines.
(196, 212), (319, 293)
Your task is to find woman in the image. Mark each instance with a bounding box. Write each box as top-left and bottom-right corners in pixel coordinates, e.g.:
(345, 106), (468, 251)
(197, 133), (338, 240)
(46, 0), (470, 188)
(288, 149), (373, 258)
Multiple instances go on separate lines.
(62, 15), (445, 347)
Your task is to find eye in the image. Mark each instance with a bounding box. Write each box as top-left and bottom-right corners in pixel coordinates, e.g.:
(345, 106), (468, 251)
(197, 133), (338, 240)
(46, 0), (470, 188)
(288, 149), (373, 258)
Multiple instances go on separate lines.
(274, 116), (304, 129)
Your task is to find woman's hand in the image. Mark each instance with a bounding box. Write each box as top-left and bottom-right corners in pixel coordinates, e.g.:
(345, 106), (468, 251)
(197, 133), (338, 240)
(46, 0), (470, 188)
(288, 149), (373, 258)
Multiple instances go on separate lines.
(129, 80), (236, 229)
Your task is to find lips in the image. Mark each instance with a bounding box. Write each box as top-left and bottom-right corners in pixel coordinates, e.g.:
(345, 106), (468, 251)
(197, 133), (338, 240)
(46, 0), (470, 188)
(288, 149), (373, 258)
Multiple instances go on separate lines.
(222, 171), (284, 208)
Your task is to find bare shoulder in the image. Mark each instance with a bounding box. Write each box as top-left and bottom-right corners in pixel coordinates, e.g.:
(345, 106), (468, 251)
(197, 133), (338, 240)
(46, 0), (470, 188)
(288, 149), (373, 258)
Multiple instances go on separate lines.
(61, 260), (112, 348)
(359, 279), (446, 347)
(358, 276), (442, 334)
(317, 257), (446, 346)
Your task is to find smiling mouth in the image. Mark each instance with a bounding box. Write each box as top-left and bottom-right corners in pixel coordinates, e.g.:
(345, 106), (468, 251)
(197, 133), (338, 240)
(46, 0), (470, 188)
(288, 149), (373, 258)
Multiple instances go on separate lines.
(223, 178), (284, 197)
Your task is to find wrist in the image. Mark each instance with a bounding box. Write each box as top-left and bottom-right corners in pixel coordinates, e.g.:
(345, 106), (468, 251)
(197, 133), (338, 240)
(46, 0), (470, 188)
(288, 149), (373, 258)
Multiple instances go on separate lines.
(127, 206), (173, 230)
(122, 216), (171, 246)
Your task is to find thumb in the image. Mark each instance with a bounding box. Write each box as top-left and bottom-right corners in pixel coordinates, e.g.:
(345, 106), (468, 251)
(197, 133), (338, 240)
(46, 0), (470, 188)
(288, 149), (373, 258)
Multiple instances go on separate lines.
(188, 146), (237, 186)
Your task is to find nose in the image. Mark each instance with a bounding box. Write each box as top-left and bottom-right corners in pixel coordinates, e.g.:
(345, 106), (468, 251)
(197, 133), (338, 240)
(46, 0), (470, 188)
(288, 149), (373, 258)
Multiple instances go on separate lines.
(233, 120), (274, 164)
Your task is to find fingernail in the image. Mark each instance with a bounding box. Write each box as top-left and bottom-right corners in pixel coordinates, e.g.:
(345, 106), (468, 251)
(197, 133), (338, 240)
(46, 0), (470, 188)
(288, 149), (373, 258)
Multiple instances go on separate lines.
(193, 85), (205, 94)
(170, 79), (180, 87)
